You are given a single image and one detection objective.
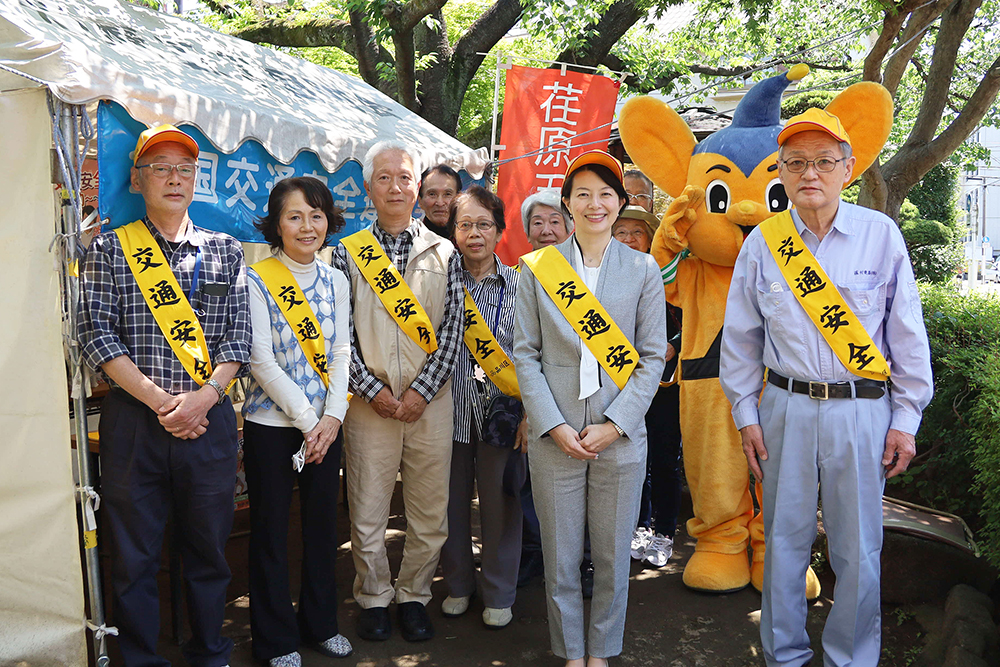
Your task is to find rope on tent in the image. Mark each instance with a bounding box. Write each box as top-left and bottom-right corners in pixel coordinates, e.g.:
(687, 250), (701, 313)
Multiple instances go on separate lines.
(85, 621), (119, 659)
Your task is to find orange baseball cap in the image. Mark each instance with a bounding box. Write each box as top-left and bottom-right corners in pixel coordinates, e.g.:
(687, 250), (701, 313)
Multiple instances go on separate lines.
(133, 124), (199, 165)
(777, 108), (852, 147)
(564, 150), (625, 183)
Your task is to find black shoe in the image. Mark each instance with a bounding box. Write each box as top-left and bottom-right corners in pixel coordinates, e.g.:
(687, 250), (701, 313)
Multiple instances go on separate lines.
(581, 560), (595, 599)
(517, 551), (545, 588)
(356, 606), (390, 641)
(397, 601), (434, 642)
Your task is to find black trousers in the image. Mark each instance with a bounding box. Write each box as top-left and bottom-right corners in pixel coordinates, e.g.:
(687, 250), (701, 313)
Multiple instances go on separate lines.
(242, 420), (342, 661)
(100, 390), (237, 667)
(637, 384), (683, 535)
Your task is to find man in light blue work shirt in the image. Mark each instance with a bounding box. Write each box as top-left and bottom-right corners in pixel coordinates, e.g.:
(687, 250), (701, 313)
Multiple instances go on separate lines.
(719, 107), (933, 667)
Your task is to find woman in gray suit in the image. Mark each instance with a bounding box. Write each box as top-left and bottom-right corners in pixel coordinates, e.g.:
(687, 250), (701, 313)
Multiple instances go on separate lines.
(513, 151), (667, 667)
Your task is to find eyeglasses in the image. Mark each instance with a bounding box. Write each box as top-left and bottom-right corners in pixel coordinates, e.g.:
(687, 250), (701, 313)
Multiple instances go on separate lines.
(779, 157), (846, 173)
(455, 220), (496, 233)
(136, 163), (198, 178)
(614, 228), (648, 240)
(626, 192), (652, 202)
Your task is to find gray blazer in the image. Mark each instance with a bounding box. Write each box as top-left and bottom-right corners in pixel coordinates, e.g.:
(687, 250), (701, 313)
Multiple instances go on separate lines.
(513, 236), (667, 441)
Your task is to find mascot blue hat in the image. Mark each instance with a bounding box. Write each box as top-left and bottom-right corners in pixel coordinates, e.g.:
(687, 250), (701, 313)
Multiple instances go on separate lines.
(693, 71), (797, 177)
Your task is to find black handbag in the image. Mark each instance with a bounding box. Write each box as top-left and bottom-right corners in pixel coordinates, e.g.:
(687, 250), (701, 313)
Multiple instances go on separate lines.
(480, 394), (523, 449)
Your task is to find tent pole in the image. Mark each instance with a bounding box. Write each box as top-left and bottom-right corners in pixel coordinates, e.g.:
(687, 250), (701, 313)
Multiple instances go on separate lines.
(51, 96), (113, 667)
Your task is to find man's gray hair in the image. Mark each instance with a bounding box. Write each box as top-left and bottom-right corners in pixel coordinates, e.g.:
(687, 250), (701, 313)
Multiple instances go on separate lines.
(362, 140), (421, 184)
(521, 190), (573, 237)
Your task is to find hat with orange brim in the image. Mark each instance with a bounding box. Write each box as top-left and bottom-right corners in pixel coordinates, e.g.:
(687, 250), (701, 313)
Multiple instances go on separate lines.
(777, 107), (852, 147)
(564, 150), (625, 183)
(133, 124), (200, 165)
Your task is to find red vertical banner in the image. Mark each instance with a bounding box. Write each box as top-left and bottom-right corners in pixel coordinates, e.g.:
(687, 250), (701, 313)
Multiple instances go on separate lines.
(495, 66), (619, 265)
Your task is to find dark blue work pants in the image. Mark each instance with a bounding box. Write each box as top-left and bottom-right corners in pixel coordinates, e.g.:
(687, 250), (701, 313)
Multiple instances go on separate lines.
(100, 389), (237, 667)
(637, 384), (683, 536)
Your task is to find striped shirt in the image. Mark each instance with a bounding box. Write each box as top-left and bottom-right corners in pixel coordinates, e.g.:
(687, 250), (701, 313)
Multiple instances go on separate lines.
(452, 256), (519, 444)
(78, 217), (250, 394)
(331, 219), (464, 403)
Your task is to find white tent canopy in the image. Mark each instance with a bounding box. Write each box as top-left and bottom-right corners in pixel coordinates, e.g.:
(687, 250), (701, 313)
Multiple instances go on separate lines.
(0, 0), (488, 177)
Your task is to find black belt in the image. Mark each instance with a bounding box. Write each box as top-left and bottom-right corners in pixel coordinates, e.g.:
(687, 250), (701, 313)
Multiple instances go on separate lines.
(765, 370), (886, 400)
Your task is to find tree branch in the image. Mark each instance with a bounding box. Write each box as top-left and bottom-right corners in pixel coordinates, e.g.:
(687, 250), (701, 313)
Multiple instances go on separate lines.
(922, 53), (1000, 171)
(863, 1), (911, 84)
(201, 0), (238, 19)
(382, 0), (448, 33)
(228, 15), (356, 53)
(908, 0), (981, 146)
(881, 0), (948, 95)
(554, 0), (646, 68)
(350, 10), (394, 95)
(392, 29), (419, 111)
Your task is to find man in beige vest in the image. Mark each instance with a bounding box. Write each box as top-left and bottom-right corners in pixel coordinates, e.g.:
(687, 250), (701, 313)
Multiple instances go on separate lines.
(331, 140), (463, 643)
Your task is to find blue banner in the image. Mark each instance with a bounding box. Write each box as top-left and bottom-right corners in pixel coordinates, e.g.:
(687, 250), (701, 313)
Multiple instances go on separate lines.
(97, 101), (477, 243)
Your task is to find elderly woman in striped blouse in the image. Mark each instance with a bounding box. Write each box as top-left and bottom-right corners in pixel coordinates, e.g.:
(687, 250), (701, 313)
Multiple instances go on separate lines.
(439, 185), (526, 629)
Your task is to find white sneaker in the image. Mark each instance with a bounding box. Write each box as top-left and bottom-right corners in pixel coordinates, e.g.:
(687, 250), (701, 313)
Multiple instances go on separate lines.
(268, 653), (301, 667)
(482, 606), (512, 628)
(643, 533), (673, 568)
(442, 595), (471, 617)
(630, 527), (653, 560)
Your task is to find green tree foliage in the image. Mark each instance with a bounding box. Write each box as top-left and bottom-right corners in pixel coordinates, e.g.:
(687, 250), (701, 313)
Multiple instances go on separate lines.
(896, 284), (1000, 569)
(908, 163), (959, 229)
(779, 90), (835, 119)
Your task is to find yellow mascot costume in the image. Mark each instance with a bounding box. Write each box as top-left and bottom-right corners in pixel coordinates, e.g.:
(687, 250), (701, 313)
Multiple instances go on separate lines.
(619, 65), (893, 593)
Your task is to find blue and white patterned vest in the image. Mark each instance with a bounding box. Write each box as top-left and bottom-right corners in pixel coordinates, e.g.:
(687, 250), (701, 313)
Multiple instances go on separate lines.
(243, 260), (338, 420)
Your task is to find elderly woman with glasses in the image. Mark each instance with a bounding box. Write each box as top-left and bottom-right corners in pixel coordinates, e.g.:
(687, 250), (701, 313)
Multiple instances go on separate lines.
(439, 185), (525, 629)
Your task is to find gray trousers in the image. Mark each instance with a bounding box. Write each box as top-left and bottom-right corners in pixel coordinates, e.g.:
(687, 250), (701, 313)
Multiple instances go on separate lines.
(440, 432), (526, 608)
(758, 382), (890, 667)
(529, 433), (645, 660)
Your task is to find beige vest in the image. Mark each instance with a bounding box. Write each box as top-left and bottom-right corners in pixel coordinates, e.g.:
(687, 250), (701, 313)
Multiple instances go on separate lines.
(346, 221), (454, 400)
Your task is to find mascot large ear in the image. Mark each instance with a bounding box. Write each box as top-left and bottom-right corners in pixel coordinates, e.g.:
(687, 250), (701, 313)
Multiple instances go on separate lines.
(824, 82), (893, 183)
(619, 96), (696, 198)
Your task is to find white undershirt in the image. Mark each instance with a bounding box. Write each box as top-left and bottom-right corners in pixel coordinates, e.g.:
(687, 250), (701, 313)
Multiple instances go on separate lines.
(572, 238), (611, 400)
(246, 251), (352, 433)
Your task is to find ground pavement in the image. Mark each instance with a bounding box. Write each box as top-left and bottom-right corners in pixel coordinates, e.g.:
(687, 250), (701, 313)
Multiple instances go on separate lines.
(102, 479), (918, 666)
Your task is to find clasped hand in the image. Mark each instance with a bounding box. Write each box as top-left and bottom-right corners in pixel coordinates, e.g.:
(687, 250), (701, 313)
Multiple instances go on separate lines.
(371, 387), (428, 423)
(157, 388), (214, 440)
(302, 415), (342, 465)
(549, 422), (620, 460)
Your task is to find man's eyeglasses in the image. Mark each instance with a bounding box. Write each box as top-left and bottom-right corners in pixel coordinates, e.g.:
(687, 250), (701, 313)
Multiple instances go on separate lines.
(455, 220), (496, 233)
(626, 192), (652, 202)
(614, 228), (648, 240)
(136, 163), (199, 178)
(779, 157), (846, 173)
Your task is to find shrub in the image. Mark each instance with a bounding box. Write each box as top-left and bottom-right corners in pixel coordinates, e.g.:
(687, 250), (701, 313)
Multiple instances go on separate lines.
(892, 284), (1000, 568)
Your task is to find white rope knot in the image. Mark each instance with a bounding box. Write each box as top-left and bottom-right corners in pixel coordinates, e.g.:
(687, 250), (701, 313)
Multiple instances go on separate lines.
(78, 485), (101, 512)
(86, 621), (119, 641)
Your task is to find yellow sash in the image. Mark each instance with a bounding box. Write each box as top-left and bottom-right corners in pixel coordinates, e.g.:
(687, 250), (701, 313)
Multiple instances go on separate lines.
(463, 289), (520, 399)
(341, 229), (438, 354)
(251, 257), (330, 388)
(759, 211), (891, 381)
(521, 246), (638, 390)
(115, 220), (213, 385)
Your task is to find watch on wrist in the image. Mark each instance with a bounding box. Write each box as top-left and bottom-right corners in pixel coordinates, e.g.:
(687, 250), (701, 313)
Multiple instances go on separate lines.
(610, 420), (625, 438)
(205, 378), (226, 405)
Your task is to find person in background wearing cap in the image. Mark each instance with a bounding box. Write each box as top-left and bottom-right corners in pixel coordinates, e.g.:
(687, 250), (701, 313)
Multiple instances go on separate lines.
(720, 109), (933, 665)
(513, 150), (666, 667)
(78, 125), (250, 667)
(418, 164), (463, 237)
(613, 205), (684, 569)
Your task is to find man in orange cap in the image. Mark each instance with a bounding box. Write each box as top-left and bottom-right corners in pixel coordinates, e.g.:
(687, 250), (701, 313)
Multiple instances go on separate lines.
(79, 124), (250, 667)
(720, 109), (933, 665)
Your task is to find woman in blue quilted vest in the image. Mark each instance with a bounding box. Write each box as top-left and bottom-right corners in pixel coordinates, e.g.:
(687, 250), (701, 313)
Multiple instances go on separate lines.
(242, 176), (353, 666)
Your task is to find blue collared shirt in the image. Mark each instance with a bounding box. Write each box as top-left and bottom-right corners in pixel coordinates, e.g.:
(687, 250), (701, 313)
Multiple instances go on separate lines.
(452, 255), (519, 444)
(720, 201), (933, 435)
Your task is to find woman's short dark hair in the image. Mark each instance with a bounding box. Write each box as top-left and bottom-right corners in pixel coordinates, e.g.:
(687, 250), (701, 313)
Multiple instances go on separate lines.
(447, 185), (506, 238)
(560, 164), (629, 215)
(255, 176), (345, 251)
(419, 164), (462, 198)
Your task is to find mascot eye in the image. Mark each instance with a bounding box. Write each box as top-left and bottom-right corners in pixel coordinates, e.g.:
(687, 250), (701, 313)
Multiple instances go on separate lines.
(706, 179), (730, 214)
(766, 178), (789, 212)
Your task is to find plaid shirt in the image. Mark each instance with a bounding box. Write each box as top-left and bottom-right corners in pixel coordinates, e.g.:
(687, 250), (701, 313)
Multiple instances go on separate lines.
(79, 217), (251, 395)
(331, 219), (463, 403)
